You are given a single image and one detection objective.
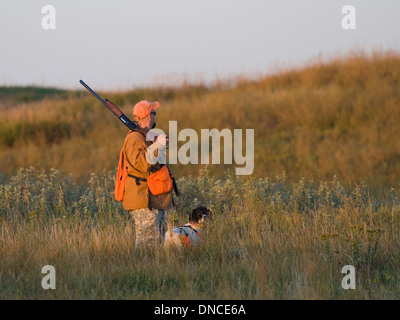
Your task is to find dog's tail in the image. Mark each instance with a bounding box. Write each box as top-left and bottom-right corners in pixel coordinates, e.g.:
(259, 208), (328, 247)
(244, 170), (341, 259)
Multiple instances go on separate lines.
(165, 212), (174, 236)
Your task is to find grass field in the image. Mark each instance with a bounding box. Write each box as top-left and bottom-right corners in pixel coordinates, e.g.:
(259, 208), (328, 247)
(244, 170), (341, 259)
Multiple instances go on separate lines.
(0, 167), (399, 299)
(1, 50), (400, 299)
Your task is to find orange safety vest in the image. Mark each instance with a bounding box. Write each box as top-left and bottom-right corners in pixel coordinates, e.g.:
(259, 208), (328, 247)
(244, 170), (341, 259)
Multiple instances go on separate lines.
(115, 138), (173, 201)
(115, 147), (128, 201)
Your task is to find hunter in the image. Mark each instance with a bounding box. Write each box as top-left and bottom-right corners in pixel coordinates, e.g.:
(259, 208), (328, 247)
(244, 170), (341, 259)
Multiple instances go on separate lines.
(122, 100), (173, 249)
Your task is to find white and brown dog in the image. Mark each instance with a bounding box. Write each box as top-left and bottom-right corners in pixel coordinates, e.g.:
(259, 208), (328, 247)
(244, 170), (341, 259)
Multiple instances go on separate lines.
(164, 206), (212, 249)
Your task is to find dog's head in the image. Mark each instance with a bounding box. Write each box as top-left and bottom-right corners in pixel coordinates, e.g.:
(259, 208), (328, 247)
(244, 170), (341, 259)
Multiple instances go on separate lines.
(189, 206), (212, 225)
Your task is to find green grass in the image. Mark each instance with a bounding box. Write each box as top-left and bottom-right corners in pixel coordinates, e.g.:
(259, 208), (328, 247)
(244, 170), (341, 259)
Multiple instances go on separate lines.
(0, 168), (399, 299)
(0, 86), (71, 103)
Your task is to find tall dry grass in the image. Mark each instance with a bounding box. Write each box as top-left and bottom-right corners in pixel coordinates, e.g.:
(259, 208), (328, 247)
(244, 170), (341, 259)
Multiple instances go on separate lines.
(0, 167), (399, 299)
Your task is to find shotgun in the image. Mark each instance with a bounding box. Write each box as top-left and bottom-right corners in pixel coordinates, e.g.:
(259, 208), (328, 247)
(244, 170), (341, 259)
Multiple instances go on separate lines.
(79, 80), (137, 130)
(79, 79), (179, 196)
(79, 80), (159, 140)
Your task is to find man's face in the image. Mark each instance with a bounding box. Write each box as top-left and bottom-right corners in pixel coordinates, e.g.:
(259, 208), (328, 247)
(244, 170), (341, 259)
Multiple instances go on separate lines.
(139, 110), (156, 129)
(149, 111), (156, 129)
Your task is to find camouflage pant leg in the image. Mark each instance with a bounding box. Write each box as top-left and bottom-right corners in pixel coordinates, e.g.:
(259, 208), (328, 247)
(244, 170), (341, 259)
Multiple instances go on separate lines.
(130, 208), (166, 249)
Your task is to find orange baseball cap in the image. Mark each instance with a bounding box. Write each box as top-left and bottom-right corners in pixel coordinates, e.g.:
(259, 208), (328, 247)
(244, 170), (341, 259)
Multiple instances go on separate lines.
(133, 100), (160, 120)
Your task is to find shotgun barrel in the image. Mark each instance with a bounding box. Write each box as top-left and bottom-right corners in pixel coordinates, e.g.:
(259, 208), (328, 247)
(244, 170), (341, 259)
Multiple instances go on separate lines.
(79, 79), (138, 131)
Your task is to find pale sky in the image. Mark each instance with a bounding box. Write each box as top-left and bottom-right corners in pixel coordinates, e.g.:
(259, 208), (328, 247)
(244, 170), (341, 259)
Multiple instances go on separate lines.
(1, 0), (399, 90)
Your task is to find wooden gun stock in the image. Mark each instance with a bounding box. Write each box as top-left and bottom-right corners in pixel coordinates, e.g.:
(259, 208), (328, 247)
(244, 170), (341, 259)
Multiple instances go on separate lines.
(104, 99), (158, 142)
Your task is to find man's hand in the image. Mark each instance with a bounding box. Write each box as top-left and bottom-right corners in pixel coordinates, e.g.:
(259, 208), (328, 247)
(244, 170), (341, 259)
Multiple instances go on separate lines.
(155, 134), (168, 148)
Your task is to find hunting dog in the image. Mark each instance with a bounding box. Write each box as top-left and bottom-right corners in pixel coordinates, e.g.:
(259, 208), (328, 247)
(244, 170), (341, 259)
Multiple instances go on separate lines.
(164, 206), (212, 249)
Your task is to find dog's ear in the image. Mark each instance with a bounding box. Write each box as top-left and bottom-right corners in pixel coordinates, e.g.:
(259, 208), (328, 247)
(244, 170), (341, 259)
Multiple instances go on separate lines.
(189, 208), (199, 223)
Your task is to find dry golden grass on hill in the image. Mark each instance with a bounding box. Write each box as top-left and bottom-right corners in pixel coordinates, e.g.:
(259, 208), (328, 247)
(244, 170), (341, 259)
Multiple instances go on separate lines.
(0, 50), (399, 188)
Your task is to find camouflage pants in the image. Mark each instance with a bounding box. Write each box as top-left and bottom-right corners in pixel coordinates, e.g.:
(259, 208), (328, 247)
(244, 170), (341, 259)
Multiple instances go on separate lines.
(130, 208), (166, 249)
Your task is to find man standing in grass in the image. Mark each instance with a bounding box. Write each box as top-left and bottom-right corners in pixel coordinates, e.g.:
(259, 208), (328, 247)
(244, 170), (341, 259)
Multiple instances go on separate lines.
(121, 100), (173, 250)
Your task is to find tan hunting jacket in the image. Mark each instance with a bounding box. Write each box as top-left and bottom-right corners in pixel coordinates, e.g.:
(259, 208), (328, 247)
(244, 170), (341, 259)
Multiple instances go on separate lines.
(121, 131), (173, 211)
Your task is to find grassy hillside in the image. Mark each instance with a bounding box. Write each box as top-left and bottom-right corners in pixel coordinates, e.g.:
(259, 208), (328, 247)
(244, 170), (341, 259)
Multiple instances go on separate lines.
(0, 50), (400, 188)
